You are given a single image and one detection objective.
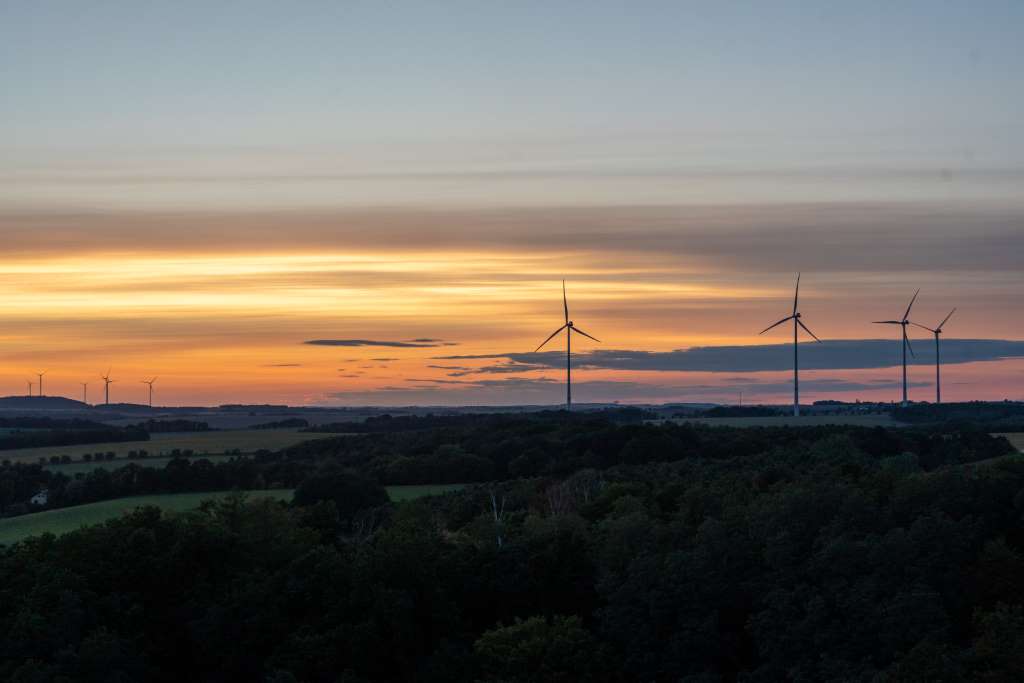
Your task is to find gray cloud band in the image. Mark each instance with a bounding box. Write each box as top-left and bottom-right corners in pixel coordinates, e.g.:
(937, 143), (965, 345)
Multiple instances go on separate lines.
(436, 339), (1024, 373)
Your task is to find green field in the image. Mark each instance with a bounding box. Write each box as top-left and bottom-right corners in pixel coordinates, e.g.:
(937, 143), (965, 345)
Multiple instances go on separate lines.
(0, 484), (465, 546)
(1, 429), (328, 465)
(994, 433), (1024, 452)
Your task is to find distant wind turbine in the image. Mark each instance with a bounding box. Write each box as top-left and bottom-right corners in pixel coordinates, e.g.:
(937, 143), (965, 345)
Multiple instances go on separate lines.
(759, 273), (822, 417)
(26, 380), (33, 397)
(534, 280), (600, 410)
(141, 377), (157, 408)
(101, 369), (115, 405)
(36, 371), (46, 397)
(81, 382), (89, 405)
(873, 289), (919, 407)
(912, 308), (956, 404)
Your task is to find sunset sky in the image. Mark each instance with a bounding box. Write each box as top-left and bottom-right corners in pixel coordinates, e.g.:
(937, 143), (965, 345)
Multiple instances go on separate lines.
(1, 2), (1022, 406)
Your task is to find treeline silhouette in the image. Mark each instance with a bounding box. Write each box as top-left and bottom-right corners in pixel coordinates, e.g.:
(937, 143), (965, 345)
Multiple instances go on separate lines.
(131, 418), (211, 433)
(306, 408), (654, 434)
(0, 418), (147, 451)
(894, 400), (1024, 428)
(1, 417), (1013, 519)
(2, 427), (1024, 680)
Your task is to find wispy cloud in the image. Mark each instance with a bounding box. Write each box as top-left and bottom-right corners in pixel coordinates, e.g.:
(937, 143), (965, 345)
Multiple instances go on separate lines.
(445, 361), (550, 377)
(305, 338), (452, 348)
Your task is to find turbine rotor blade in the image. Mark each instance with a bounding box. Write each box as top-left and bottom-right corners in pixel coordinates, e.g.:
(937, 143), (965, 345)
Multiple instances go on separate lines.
(793, 272), (801, 316)
(570, 326), (600, 343)
(534, 325), (568, 352)
(797, 318), (822, 342)
(904, 328), (916, 358)
(562, 280), (569, 324)
(902, 288), (920, 321)
(937, 307), (956, 331)
(873, 320), (901, 324)
(759, 316), (794, 335)
(910, 322), (936, 333)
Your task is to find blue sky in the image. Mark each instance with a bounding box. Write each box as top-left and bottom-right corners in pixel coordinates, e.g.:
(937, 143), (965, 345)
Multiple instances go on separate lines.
(2, 1), (1022, 209)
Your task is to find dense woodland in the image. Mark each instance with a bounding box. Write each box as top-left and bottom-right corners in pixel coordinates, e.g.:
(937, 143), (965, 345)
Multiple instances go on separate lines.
(1, 413), (1023, 680)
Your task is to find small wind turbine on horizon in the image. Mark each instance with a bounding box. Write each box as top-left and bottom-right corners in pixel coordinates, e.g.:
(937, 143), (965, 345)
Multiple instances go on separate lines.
(873, 289), (919, 407)
(101, 369), (115, 405)
(533, 280), (600, 411)
(26, 380), (33, 397)
(36, 371), (46, 397)
(141, 377), (157, 408)
(81, 382), (89, 405)
(912, 308), (956, 404)
(759, 273), (822, 417)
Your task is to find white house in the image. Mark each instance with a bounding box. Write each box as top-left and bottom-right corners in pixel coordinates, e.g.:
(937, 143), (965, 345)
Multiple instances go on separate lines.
(30, 489), (48, 506)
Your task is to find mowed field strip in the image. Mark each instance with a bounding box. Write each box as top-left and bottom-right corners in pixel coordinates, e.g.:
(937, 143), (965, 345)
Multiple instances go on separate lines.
(994, 433), (1024, 452)
(0, 484), (466, 546)
(1, 429), (331, 465)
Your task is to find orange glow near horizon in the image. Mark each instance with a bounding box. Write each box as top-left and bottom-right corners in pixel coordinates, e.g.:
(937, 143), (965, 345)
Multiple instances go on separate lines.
(1, 205), (1022, 407)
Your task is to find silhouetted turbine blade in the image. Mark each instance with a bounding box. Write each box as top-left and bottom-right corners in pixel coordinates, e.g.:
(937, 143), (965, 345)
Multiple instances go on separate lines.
(793, 272), (801, 316)
(562, 280), (569, 324)
(937, 307), (956, 331)
(910, 322), (936, 333)
(760, 316), (793, 334)
(903, 289), (920, 321)
(904, 328), (916, 358)
(797, 318), (822, 342)
(534, 325), (567, 352)
(571, 327), (600, 343)
(873, 320), (902, 324)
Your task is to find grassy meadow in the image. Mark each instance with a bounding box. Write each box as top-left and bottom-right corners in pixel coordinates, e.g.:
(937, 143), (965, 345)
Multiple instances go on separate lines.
(993, 433), (1024, 452)
(1, 429), (328, 466)
(0, 484), (465, 546)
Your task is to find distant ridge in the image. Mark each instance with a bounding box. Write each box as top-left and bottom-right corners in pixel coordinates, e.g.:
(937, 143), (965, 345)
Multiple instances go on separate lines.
(0, 396), (88, 410)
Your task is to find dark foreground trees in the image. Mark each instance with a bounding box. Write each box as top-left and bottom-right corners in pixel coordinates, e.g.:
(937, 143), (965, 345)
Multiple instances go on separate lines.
(2, 426), (1024, 681)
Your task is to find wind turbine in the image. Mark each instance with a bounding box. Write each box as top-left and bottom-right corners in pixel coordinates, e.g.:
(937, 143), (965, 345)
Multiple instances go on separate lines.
(36, 371), (46, 397)
(101, 369), (115, 405)
(873, 289), (919, 407)
(533, 280), (600, 410)
(26, 380), (33, 397)
(912, 308), (955, 404)
(759, 273), (822, 417)
(141, 377), (157, 408)
(81, 382), (89, 405)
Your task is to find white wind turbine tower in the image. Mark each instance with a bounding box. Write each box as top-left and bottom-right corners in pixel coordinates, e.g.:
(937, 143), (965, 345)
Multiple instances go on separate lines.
(141, 377), (157, 408)
(759, 273), (822, 417)
(873, 289), (919, 407)
(101, 369), (115, 405)
(533, 280), (600, 411)
(912, 308), (955, 404)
